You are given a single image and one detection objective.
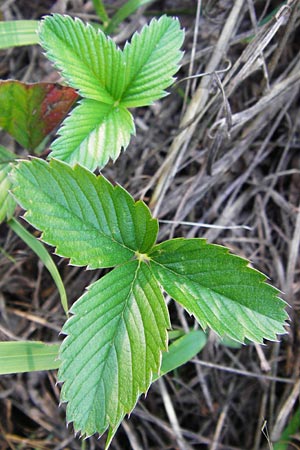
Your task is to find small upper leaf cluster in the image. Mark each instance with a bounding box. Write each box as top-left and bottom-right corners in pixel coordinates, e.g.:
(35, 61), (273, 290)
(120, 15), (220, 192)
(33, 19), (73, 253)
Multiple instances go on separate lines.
(38, 14), (184, 171)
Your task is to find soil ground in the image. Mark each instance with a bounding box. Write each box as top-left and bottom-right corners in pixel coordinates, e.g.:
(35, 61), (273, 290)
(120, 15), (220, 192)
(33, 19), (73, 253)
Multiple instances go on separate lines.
(0, 1), (300, 449)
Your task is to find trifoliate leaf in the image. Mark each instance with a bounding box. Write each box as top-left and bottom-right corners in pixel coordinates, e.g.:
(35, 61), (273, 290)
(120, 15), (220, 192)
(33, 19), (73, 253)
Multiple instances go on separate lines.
(121, 15), (184, 107)
(0, 80), (78, 151)
(12, 158), (158, 268)
(0, 146), (17, 223)
(39, 14), (125, 104)
(59, 260), (170, 437)
(150, 239), (288, 343)
(39, 14), (183, 108)
(50, 99), (135, 170)
(38, 14), (184, 170)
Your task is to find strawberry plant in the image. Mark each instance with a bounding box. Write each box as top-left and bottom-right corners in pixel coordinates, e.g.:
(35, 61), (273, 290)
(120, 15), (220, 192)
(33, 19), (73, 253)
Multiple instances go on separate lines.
(0, 12), (288, 448)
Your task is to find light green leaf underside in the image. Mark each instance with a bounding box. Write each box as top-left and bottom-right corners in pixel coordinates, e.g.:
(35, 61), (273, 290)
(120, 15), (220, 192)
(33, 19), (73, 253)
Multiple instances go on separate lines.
(121, 15), (184, 107)
(59, 261), (170, 436)
(150, 239), (288, 343)
(12, 159), (158, 268)
(50, 99), (135, 171)
(39, 15), (124, 104)
(0, 341), (60, 374)
(0, 146), (17, 222)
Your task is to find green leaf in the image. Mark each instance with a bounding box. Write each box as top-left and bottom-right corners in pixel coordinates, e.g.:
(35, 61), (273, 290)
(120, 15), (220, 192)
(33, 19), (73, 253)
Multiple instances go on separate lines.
(39, 14), (125, 104)
(38, 14), (184, 170)
(12, 158), (158, 268)
(150, 239), (288, 343)
(8, 217), (68, 315)
(59, 260), (170, 436)
(121, 15), (184, 107)
(0, 20), (39, 49)
(0, 146), (17, 222)
(0, 80), (78, 150)
(50, 99), (135, 170)
(0, 341), (60, 374)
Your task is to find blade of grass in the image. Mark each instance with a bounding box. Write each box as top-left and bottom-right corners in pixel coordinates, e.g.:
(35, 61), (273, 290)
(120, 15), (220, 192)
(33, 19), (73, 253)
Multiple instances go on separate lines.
(168, 329), (186, 340)
(0, 331), (205, 377)
(0, 341), (60, 374)
(273, 407), (300, 450)
(92, 0), (109, 25)
(8, 217), (68, 315)
(105, 0), (154, 34)
(0, 20), (39, 49)
(153, 330), (207, 380)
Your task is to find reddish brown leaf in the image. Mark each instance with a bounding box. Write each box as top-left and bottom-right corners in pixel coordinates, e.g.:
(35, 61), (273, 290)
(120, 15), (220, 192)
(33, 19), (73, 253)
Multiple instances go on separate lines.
(0, 80), (78, 150)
